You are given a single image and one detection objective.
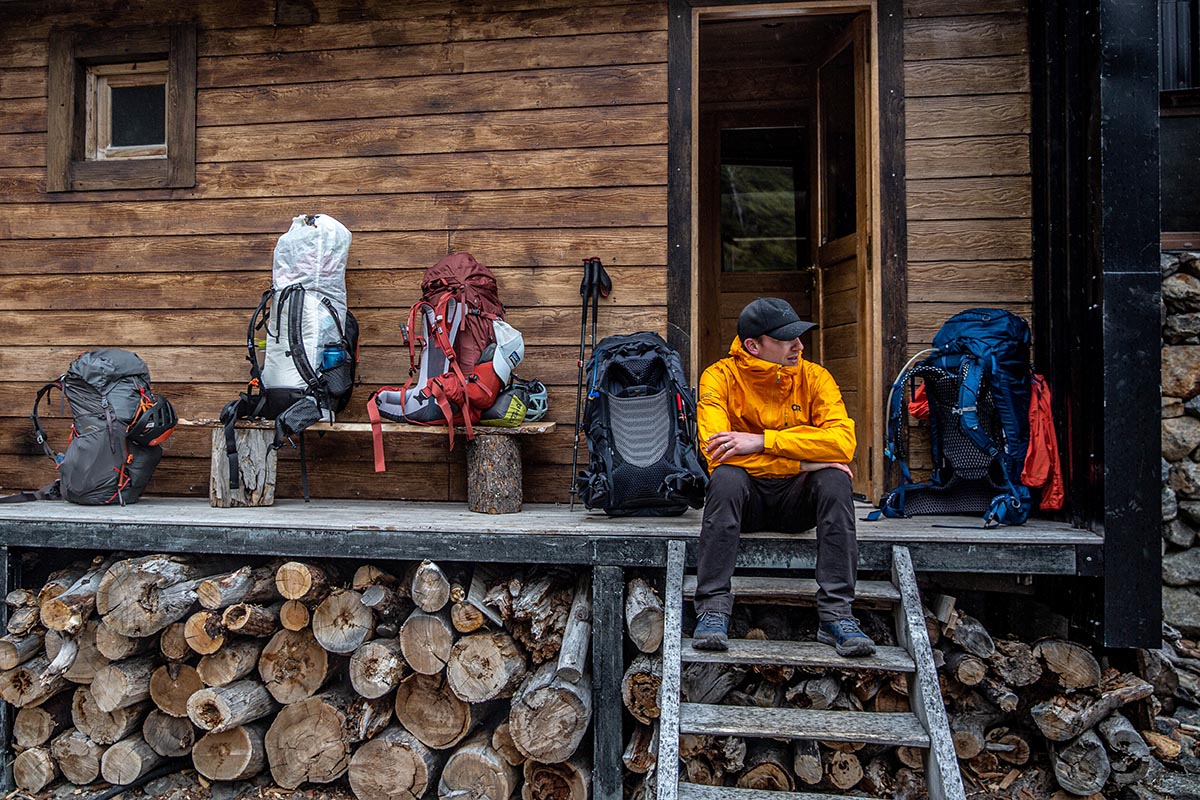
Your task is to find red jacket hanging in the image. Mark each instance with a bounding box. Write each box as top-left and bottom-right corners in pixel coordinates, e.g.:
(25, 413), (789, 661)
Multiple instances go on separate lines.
(908, 373), (1064, 510)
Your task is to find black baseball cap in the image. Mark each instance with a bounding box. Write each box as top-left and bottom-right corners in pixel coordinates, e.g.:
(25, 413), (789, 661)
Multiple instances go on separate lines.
(737, 297), (817, 342)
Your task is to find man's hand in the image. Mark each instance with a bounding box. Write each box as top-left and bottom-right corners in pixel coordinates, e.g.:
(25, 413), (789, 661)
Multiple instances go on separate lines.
(705, 431), (765, 463)
(800, 461), (854, 479)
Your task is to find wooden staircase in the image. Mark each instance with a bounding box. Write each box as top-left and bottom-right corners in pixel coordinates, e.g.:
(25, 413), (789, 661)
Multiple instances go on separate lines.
(656, 542), (966, 800)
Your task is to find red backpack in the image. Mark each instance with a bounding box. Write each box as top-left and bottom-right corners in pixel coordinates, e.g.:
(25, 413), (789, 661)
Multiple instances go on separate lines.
(368, 253), (524, 468)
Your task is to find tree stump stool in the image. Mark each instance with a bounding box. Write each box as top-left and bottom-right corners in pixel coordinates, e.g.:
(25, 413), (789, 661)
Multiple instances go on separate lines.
(466, 436), (523, 514)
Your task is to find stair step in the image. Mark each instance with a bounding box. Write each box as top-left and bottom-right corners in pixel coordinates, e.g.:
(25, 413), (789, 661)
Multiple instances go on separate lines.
(678, 784), (862, 800)
(681, 638), (914, 673)
(682, 575), (900, 606)
(679, 702), (930, 748)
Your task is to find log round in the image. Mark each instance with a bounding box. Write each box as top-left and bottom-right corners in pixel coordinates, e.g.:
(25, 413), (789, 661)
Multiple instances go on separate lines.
(149, 662), (204, 718)
(411, 560), (452, 613)
(394, 672), (486, 749)
(264, 687), (361, 789)
(14, 689), (72, 749)
(258, 628), (332, 704)
(95, 619), (155, 661)
(51, 728), (106, 785)
(1034, 639), (1102, 691)
(275, 561), (337, 602)
(0, 653), (70, 707)
(823, 749), (863, 791)
(101, 734), (165, 785)
(198, 639), (264, 687)
(188, 679), (280, 733)
(185, 609), (226, 655)
(193, 722), (268, 782)
(492, 721), (527, 766)
(446, 631), (527, 702)
(46, 620), (107, 684)
(399, 608), (456, 675)
(313, 588), (375, 654)
(222, 602), (282, 637)
(439, 730), (519, 800)
(95, 554), (211, 637)
(350, 638), (408, 699)
(522, 757), (590, 800)
(280, 599), (311, 631)
(509, 662), (592, 763)
(0, 631), (45, 670)
(1051, 728), (1111, 795)
(13, 746), (59, 793)
(91, 655), (156, 712)
(625, 577), (665, 654)
(71, 686), (150, 745)
(159, 622), (191, 661)
(198, 564), (281, 610)
(349, 723), (446, 800)
(622, 654), (662, 724)
(142, 708), (196, 757)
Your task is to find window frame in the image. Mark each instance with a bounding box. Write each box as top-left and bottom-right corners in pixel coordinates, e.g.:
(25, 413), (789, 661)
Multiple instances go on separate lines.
(47, 24), (195, 192)
(86, 60), (170, 161)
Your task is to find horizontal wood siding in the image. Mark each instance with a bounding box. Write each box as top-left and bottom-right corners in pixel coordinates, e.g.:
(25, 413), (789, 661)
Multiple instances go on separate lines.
(903, 0), (1032, 352)
(0, 0), (668, 502)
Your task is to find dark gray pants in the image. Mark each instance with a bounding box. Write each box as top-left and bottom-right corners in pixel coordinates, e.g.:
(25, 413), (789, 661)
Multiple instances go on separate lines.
(694, 465), (858, 622)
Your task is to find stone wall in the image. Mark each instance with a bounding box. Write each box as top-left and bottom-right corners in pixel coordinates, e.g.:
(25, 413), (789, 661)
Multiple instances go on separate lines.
(1162, 251), (1200, 632)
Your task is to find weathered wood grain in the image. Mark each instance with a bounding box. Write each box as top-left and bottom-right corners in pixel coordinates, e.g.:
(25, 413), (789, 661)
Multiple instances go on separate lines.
(905, 94), (1030, 140)
(197, 104), (667, 163)
(904, 15), (1028, 61)
(906, 176), (1032, 221)
(904, 56), (1029, 98)
(0, 187), (668, 239)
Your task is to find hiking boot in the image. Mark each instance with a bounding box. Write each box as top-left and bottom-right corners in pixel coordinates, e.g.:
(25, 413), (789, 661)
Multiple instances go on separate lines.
(692, 611), (730, 651)
(817, 618), (877, 657)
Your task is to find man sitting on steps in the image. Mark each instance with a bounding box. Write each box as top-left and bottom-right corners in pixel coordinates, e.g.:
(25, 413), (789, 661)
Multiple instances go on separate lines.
(691, 297), (876, 657)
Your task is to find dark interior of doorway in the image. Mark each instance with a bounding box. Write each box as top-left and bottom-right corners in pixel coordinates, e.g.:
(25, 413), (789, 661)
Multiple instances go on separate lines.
(697, 12), (856, 371)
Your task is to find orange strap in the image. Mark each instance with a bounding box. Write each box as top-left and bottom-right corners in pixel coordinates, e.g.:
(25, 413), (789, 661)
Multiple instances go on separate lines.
(366, 388), (395, 473)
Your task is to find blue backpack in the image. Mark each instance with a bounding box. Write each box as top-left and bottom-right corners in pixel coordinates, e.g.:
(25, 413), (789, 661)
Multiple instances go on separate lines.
(876, 309), (1033, 526)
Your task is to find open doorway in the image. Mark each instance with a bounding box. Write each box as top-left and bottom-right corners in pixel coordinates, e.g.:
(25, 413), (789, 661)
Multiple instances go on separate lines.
(696, 8), (877, 498)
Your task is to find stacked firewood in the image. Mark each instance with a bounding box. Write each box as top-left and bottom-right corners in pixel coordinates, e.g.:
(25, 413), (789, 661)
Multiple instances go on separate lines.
(0, 554), (593, 800)
(614, 584), (1200, 800)
(925, 594), (1164, 798)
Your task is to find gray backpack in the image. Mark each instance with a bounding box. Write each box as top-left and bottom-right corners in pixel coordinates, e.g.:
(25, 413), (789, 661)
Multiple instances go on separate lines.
(24, 350), (175, 505)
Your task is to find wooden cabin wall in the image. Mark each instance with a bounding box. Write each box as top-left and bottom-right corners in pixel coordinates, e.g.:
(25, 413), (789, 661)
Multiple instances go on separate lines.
(903, 0), (1033, 348)
(900, 0), (1033, 472)
(0, 0), (669, 503)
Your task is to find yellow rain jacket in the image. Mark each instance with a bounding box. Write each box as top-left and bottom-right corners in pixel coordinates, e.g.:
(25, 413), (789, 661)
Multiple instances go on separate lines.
(697, 337), (856, 478)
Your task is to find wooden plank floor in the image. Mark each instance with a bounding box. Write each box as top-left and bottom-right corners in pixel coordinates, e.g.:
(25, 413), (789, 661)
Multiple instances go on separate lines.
(0, 498), (1100, 574)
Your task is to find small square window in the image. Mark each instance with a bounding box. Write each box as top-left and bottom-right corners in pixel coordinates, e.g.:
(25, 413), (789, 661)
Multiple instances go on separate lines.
(86, 61), (168, 160)
(48, 25), (195, 192)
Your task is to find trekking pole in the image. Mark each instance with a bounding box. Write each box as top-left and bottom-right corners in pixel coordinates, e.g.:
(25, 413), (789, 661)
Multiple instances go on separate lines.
(569, 258), (596, 510)
(588, 258), (612, 355)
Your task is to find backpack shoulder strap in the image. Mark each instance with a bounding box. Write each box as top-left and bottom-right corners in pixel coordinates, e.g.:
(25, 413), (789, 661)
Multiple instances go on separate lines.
(247, 289), (273, 383)
(31, 381), (64, 463)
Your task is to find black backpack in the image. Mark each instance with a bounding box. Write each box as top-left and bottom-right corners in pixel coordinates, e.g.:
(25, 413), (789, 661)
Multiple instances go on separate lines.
(22, 350), (175, 505)
(575, 332), (707, 516)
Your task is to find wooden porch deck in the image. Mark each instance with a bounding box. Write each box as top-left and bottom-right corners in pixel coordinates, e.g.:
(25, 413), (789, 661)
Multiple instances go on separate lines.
(0, 498), (1101, 575)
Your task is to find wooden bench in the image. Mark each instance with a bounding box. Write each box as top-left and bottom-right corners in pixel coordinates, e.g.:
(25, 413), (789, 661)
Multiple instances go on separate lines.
(179, 418), (556, 514)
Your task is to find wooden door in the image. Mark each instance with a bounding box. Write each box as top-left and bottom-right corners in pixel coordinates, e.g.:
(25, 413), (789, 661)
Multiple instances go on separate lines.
(697, 108), (814, 372)
(813, 15), (873, 497)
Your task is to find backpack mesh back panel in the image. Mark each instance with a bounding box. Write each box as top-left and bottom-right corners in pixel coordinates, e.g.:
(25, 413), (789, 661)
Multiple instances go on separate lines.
(888, 363), (1010, 516)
